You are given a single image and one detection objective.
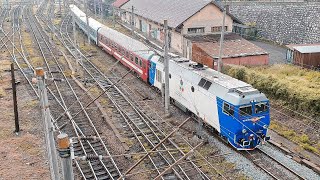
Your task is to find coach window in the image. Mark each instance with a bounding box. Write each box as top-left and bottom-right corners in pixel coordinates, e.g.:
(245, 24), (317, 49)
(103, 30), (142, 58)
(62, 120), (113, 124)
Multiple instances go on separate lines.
(239, 105), (252, 116)
(130, 54), (134, 61)
(135, 57), (139, 64)
(142, 61), (146, 69)
(139, 59), (142, 67)
(223, 103), (234, 116)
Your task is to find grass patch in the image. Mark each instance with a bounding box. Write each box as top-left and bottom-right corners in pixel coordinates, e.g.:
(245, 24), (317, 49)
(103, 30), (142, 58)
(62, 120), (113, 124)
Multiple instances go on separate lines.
(223, 64), (320, 117)
(79, 44), (95, 52)
(30, 56), (44, 67)
(270, 121), (319, 154)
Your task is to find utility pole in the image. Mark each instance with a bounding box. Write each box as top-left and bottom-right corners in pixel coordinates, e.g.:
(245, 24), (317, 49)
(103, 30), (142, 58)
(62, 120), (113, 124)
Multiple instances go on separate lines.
(72, 11), (77, 46)
(163, 20), (170, 117)
(131, 6), (134, 35)
(57, 133), (74, 180)
(36, 68), (59, 180)
(100, 0), (103, 21)
(93, 0), (97, 18)
(50, 1), (54, 43)
(218, 7), (226, 76)
(85, 0), (90, 45)
(58, 0), (62, 17)
(10, 63), (19, 134)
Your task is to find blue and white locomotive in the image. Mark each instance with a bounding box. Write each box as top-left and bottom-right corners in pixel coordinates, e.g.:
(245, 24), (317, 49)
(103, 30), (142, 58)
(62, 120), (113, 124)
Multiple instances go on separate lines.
(149, 56), (270, 150)
(70, 4), (271, 150)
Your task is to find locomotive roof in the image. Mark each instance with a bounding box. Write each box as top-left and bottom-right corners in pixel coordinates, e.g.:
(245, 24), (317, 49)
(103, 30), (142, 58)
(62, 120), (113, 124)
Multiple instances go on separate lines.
(152, 55), (261, 95)
(173, 57), (252, 89)
(167, 57), (268, 104)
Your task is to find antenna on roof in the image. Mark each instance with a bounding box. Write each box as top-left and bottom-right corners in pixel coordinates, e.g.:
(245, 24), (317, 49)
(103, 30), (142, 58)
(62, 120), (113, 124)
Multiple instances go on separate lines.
(218, 6), (226, 79)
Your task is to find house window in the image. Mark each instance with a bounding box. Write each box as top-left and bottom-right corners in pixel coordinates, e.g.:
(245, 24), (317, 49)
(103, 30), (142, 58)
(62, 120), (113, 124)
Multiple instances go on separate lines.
(187, 27), (205, 34)
(211, 26), (228, 33)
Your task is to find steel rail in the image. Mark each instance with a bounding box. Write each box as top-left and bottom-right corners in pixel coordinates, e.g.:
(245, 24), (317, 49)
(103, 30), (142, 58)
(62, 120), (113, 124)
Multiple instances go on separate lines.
(57, 12), (210, 179)
(29, 2), (122, 179)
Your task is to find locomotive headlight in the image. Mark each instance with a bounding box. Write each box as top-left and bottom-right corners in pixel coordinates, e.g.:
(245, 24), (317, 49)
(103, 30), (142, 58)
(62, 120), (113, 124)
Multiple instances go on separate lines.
(263, 125), (268, 129)
(242, 129), (247, 134)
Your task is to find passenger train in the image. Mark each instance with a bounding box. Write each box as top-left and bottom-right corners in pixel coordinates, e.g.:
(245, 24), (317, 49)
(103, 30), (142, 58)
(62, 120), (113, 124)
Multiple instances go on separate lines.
(70, 5), (271, 150)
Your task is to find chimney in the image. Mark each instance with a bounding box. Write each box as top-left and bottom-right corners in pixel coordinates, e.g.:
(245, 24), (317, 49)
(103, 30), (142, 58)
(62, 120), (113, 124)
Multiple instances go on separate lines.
(225, 5), (230, 14)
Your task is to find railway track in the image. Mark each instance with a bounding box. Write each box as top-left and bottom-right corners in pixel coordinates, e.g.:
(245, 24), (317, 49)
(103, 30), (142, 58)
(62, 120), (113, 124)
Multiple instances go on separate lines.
(52, 10), (217, 179)
(243, 146), (307, 180)
(21, 2), (123, 179)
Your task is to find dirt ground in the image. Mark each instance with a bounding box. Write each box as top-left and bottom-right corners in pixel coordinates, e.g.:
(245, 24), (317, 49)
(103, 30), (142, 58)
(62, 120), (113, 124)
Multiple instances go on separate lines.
(0, 60), (50, 179)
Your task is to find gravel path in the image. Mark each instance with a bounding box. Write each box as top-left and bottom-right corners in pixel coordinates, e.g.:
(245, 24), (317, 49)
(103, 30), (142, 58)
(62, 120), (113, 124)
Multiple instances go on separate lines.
(250, 40), (287, 64)
(204, 133), (272, 180)
(259, 144), (320, 180)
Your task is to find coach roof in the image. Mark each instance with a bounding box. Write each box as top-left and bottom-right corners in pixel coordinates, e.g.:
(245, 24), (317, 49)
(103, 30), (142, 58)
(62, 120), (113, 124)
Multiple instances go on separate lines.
(121, 0), (242, 28)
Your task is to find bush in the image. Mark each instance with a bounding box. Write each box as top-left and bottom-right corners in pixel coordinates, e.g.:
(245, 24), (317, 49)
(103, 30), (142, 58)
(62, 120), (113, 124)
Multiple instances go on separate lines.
(223, 64), (320, 117)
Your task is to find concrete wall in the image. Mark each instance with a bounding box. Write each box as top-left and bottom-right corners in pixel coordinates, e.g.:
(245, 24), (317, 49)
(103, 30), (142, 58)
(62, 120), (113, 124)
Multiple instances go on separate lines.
(228, 2), (320, 44)
(182, 3), (233, 35)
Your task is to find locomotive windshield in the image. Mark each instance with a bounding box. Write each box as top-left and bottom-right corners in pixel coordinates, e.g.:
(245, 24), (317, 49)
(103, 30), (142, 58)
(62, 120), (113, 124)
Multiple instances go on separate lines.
(255, 103), (268, 114)
(239, 105), (252, 116)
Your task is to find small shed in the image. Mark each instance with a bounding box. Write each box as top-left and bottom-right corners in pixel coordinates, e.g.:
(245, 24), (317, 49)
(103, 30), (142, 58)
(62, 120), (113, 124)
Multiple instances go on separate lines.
(188, 33), (269, 69)
(293, 45), (320, 69)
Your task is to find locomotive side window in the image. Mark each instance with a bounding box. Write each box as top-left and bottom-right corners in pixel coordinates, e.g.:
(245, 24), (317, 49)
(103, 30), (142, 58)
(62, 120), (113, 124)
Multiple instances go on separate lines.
(240, 105), (252, 116)
(198, 78), (206, 87)
(198, 78), (212, 90)
(255, 103), (268, 113)
(203, 81), (212, 90)
(126, 51), (129, 58)
(156, 70), (162, 82)
(223, 103), (234, 116)
(135, 57), (139, 64)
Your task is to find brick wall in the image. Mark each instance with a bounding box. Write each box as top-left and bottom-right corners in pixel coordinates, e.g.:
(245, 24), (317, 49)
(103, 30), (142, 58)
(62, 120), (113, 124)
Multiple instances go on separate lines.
(228, 2), (320, 44)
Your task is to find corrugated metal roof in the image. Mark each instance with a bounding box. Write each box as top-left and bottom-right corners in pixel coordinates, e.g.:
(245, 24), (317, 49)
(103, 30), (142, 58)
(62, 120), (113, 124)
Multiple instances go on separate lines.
(121, 0), (221, 28)
(294, 45), (320, 53)
(112, 0), (129, 8)
(286, 43), (320, 51)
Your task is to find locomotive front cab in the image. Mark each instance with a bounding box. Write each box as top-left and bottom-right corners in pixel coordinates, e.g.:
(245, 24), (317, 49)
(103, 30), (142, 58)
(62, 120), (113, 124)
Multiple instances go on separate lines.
(234, 101), (271, 150)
